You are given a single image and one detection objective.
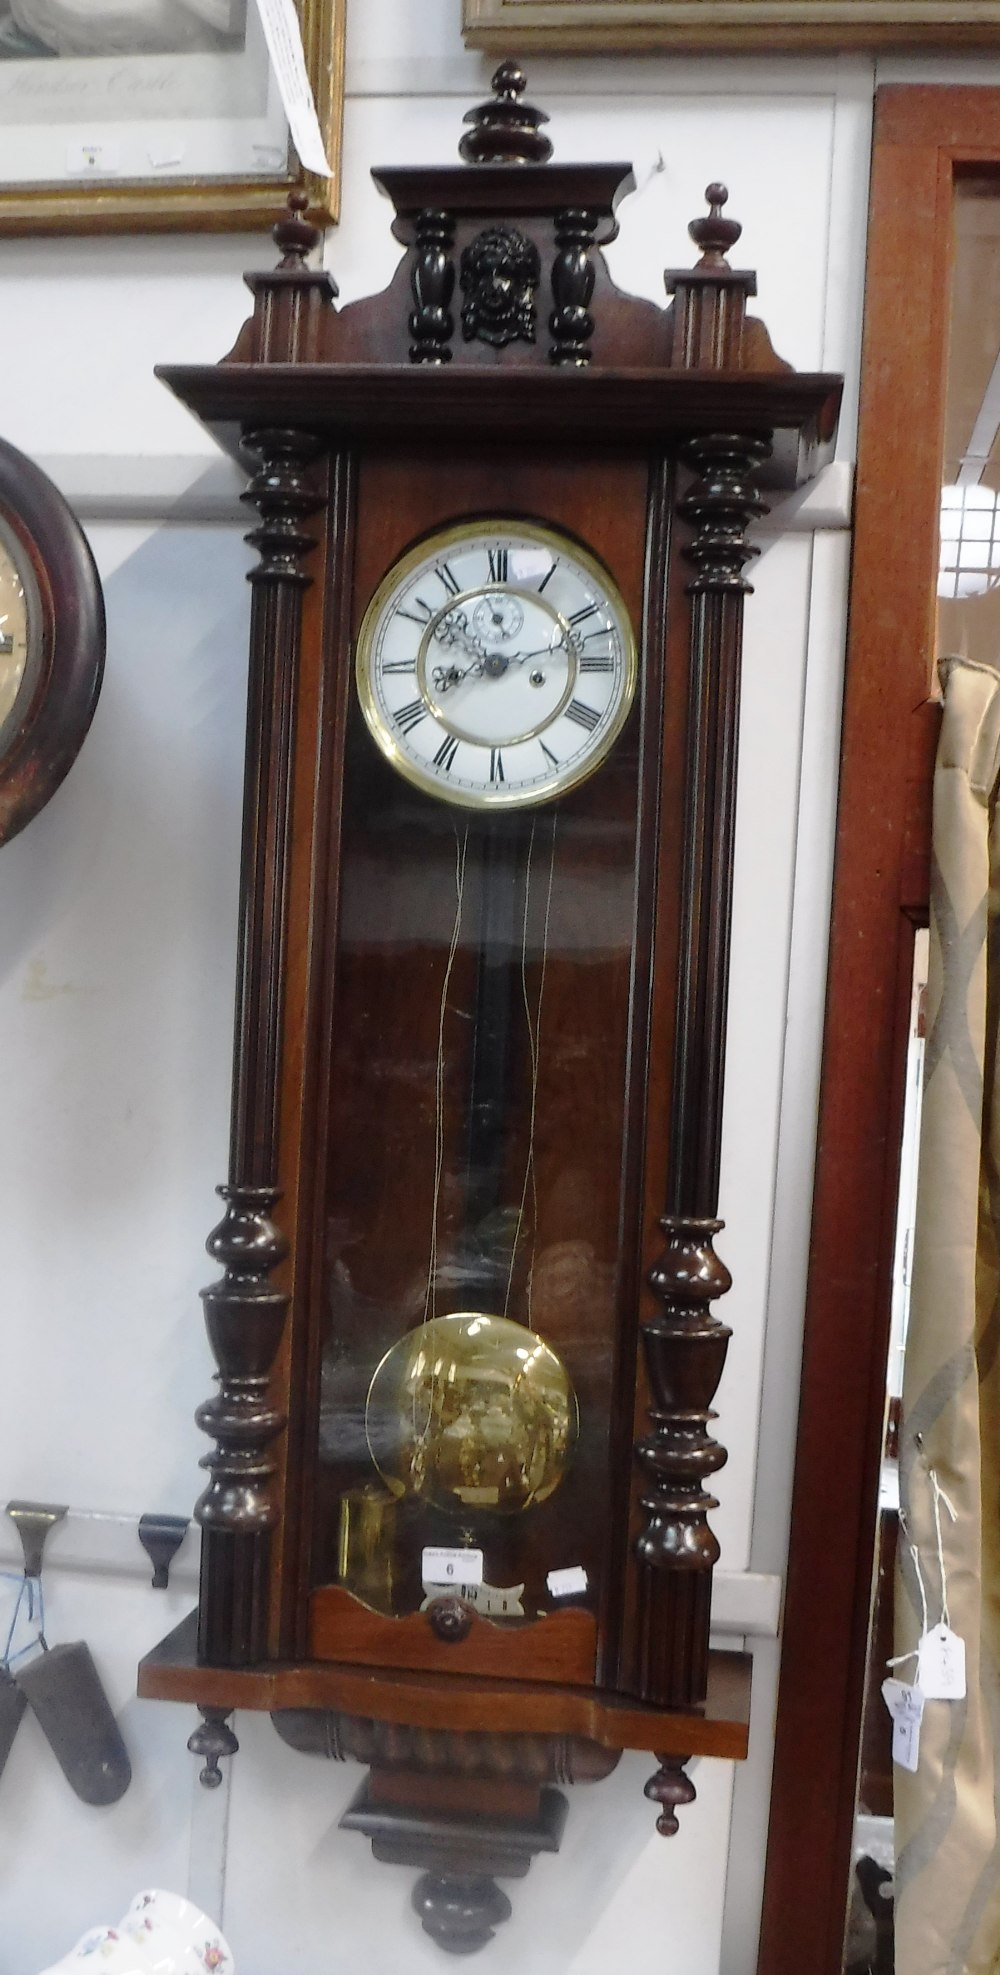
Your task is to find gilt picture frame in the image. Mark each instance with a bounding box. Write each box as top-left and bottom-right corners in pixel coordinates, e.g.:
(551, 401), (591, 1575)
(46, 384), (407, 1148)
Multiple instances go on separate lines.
(0, 0), (345, 235)
(463, 0), (1000, 52)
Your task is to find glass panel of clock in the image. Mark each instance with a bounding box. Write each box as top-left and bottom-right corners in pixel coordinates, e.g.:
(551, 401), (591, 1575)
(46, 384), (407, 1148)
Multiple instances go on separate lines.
(312, 560), (643, 1632)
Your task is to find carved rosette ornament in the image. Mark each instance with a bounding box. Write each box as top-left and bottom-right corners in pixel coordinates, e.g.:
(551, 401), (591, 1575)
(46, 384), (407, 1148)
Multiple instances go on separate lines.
(460, 225), (541, 347)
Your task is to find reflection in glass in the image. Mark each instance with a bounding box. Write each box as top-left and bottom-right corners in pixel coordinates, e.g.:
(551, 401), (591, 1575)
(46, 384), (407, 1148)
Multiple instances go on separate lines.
(313, 675), (641, 1633)
(366, 1310), (577, 1516)
(937, 177), (1000, 669)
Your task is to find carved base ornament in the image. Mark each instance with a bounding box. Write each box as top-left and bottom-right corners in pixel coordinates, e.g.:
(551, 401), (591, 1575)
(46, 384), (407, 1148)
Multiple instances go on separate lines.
(136, 58), (841, 1950)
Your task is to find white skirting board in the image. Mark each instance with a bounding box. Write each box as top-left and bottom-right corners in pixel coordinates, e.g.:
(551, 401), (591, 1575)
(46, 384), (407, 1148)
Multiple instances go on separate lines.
(35, 453), (853, 535)
(0, 1505), (781, 1637)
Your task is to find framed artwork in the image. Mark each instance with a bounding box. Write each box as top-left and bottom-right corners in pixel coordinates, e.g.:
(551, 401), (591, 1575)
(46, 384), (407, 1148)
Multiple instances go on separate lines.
(463, 0), (1000, 51)
(0, 0), (346, 234)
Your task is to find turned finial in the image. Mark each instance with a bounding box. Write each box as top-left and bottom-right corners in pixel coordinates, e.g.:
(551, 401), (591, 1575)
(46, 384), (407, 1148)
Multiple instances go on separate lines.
(273, 189), (321, 269)
(688, 183), (743, 267)
(459, 60), (553, 165)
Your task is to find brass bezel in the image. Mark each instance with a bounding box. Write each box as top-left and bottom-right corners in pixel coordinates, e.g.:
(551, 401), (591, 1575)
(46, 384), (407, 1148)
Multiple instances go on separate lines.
(355, 518), (638, 813)
(0, 0), (345, 237)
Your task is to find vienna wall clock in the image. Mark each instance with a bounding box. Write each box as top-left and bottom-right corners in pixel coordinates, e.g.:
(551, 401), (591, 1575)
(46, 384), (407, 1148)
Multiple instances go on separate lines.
(138, 65), (841, 1953)
(0, 437), (104, 847)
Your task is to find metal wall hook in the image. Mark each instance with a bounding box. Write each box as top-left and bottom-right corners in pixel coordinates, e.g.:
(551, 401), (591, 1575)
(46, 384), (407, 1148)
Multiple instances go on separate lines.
(6, 1502), (67, 1581)
(137, 1513), (190, 1589)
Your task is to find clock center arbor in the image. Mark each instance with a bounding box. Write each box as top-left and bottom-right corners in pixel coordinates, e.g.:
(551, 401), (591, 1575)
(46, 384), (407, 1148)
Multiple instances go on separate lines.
(138, 65), (840, 1953)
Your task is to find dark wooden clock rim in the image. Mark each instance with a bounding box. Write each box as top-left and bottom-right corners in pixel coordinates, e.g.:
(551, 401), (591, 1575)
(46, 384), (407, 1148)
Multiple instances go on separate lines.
(156, 362), (841, 485)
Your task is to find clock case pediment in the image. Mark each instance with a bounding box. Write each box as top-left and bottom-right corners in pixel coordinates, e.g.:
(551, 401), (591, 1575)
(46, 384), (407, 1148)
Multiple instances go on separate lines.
(138, 63), (840, 1952)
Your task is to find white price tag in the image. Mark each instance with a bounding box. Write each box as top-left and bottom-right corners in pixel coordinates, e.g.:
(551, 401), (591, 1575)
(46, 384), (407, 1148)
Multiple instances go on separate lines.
(917, 1624), (967, 1701)
(547, 1566), (589, 1599)
(252, 0), (333, 178)
(882, 1678), (924, 1773)
(421, 1546), (483, 1588)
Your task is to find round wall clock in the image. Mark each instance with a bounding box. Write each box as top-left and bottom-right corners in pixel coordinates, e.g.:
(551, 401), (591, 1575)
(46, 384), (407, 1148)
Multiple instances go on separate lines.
(356, 519), (637, 808)
(0, 437), (105, 848)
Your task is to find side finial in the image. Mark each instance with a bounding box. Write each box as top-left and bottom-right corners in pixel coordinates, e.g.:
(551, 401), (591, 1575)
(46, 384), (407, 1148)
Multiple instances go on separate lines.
(273, 189), (321, 269)
(688, 183), (743, 267)
(459, 61), (553, 165)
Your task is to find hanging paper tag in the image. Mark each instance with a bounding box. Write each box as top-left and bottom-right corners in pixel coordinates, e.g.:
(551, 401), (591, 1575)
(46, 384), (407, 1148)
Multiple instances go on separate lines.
(547, 1565), (589, 1599)
(917, 1624), (967, 1701)
(252, 0), (333, 178)
(421, 1545), (483, 1588)
(882, 1678), (924, 1772)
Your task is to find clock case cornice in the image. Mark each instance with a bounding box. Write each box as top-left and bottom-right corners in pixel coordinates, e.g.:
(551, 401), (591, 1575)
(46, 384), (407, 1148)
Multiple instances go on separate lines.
(158, 364), (839, 489)
(139, 63), (842, 1953)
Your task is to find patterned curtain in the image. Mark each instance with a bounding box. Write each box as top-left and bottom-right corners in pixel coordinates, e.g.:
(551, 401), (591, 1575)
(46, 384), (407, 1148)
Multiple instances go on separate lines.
(895, 655), (1000, 1975)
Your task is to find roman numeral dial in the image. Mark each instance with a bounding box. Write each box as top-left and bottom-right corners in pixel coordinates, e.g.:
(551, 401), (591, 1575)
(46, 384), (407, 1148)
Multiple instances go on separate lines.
(355, 520), (637, 811)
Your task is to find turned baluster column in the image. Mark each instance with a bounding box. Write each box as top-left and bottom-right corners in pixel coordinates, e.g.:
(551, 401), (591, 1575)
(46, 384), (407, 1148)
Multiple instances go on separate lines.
(195, 425), (325, 1666)
(549, 208), (597, 365)
(409, 208), (456, 363)
(633, 432), (770, 1713)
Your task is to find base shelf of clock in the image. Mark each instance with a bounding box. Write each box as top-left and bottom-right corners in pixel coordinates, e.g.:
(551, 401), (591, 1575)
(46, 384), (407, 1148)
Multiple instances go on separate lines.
(138, 1612), (751, 1761)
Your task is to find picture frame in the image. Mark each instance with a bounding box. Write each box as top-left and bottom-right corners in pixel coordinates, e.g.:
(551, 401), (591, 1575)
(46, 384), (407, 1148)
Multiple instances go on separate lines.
(0, 0), (346, 236)
(462, 0), (1000, 52)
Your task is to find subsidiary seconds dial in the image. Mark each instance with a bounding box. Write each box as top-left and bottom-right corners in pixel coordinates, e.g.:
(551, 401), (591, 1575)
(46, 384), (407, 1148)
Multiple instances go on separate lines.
(356, 520), (637, 809)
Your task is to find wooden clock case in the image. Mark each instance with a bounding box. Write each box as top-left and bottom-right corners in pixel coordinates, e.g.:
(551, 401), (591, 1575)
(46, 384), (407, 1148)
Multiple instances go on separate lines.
(138, 67), (841, 1952)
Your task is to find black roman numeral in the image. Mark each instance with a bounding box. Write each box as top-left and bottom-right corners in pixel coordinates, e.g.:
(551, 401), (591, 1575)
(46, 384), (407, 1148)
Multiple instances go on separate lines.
(568, 602), (600, 628)
(432, 734), (460, 772)
(490, 748), (505, 784)
(382, 659), (416, 674)
(537, 560), (558, 593)
(540, 742), (559, 769)
(435, 562), (460, 597)
(395, 699), (426, 735)
(579, 655), (614, 673)
(397, 596), (433, 626)
(487, 548), (508, 583)
(566, 699), (600, 732)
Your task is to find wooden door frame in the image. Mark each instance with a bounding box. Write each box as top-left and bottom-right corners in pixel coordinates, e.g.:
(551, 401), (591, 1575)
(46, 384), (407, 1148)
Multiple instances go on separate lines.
(757, 85), (1000, 1975)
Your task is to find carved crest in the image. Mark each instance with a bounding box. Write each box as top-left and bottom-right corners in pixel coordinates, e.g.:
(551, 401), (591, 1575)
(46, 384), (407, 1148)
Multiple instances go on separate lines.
(460, 224), (541, 347)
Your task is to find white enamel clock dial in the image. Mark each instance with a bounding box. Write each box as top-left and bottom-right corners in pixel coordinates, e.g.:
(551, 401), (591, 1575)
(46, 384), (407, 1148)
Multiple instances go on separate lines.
(356, 520), (637, 809)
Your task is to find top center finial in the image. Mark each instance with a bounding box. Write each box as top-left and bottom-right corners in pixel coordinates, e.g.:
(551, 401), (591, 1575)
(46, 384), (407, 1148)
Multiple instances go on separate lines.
(459, 61), (553, 165)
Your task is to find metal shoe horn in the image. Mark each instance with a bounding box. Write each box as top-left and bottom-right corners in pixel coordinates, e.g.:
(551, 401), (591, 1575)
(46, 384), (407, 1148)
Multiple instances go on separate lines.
(7, 1501), (132, 1806)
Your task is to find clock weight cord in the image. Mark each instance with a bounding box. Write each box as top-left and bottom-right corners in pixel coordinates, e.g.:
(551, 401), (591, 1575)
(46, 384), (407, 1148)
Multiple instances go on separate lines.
(412, 809), (559, 1484)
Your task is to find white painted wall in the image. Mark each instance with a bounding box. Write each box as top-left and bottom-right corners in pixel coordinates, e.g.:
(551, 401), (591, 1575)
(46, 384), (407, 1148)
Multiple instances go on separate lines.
(0, 7), (998, 1971)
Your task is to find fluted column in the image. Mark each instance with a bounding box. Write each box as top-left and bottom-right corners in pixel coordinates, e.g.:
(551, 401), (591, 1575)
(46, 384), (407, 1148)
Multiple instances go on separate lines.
(632, 432), (769, 1712)
(195, 426), (324, 1666)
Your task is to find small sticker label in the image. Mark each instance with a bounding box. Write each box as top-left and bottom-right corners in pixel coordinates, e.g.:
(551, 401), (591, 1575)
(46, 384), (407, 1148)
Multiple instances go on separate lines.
(147, 143), (185, 171)
(917, 1624), (967, 1701)
(421, 1545), (483, 1588)
(882, 1678), (925, 1772)
(547, 1565), (589, 1599)
(66, 140), (122, 176)
(422, 1579), (524, 1618)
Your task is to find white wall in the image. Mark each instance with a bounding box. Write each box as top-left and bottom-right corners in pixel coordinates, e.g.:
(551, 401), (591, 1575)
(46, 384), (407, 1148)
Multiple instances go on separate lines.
(0, 8), (997, 1971)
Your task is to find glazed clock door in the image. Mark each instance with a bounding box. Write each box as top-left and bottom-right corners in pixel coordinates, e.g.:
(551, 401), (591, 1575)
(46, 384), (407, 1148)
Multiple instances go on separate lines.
(302, 450), (669, 1687)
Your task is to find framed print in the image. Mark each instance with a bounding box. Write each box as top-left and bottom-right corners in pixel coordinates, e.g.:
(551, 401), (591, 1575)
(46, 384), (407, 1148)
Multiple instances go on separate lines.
(463, 0), (1000, 52)
(0, 0), (345, 235)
